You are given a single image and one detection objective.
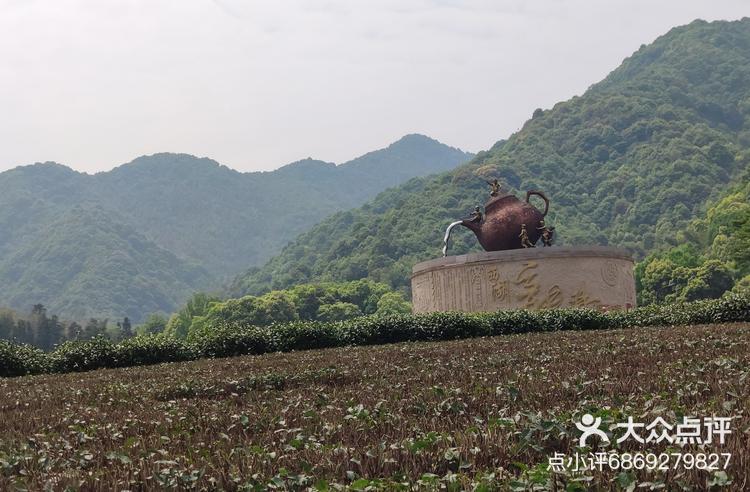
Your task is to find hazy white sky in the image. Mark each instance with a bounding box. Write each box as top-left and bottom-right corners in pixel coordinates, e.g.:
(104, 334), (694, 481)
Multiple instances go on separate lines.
(1, 1), (747, 173)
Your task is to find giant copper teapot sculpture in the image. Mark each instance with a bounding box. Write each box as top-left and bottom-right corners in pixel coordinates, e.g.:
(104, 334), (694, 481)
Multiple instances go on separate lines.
(443, 182), (550, 256)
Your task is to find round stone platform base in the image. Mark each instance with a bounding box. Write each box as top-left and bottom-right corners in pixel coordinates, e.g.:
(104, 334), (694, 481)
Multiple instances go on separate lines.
(411, 246), (636, 313)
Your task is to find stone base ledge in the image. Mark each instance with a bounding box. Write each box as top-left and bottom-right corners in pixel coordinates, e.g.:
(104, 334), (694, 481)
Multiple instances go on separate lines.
(411, 246), (636, 313)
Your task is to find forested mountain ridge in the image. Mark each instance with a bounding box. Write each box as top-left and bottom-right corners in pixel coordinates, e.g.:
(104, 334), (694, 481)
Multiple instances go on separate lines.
(94, 135), (472, 273)
(0, 206), (210, 321)
(0, 135), (472, 321)
(232, 18), (750, 298)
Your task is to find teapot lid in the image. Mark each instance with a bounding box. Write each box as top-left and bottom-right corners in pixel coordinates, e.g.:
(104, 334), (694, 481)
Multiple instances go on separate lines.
(483, 190), (517, 213)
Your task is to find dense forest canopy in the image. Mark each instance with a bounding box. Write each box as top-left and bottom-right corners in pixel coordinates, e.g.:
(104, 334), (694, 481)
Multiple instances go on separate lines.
(166, 280), (411, 341)
(0, 207), (210, 322)
(232, 19), (750, 300)
(0, 135), (470, 322)
(637, 175), (750, 304)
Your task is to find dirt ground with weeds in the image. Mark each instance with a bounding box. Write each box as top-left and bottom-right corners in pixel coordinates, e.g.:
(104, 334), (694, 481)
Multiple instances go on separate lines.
(1, 322), (749, 490)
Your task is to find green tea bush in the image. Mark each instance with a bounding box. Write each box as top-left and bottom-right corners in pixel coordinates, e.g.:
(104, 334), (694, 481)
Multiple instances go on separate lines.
(339, 314), (419, 346)
(116, 334), (195, 366)
(1, 294), (748, 378)
(0, 340), (48, 376)
(608, 293), (750, 328)
(485, 309), (538, 335)
(193, 324), (273, 358)
(537, 309), (609, 333)
(696, 293), (750, 323)
(414, 312), (491, 341)
(50, 337), (118, 373)
(267, 321), (341, 351)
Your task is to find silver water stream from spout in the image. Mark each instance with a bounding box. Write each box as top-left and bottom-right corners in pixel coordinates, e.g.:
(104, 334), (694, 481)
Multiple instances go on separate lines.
(442, 220), (464, 257)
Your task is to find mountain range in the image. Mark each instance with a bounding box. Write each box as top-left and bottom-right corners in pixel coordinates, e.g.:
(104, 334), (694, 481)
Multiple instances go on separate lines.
(231, 18), (750, 298)
(0, 135), (472, 321)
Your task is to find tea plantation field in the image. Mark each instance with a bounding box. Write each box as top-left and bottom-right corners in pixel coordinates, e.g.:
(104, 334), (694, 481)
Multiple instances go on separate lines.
(1, 323), (749, 490)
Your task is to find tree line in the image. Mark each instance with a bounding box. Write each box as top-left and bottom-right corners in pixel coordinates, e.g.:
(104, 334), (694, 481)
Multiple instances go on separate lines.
(0, 304), (132, 350)
(0, 280), (412, 349)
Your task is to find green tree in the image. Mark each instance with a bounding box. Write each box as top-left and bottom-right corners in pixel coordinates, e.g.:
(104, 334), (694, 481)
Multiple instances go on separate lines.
(0, 309), (15, 341)
(164, 293), (219, 339)
(375, 292), (412, 315)
(46, 315), (63, 349)
(287, 284), (325, 320)
(30, 304), (49, 349)
(256, 291), (298, 324)
(12, 319), (31, 343)
(203, 296), (264, 327)
(137, 314), (167, 335)
(732, 275), (750, 295)
(639, 258), (687, 304)
(67, 322), (82, 341)
(638, 180), (750, 303)
(117, 317), (133, 340)
(316, 302), (362, 322)
(83, 318), (107, 340)
(680, 260), (735, 301)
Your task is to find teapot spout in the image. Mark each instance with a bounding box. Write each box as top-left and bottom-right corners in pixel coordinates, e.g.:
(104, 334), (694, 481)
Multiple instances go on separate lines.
(443, 219), (482, 256)
(443, 220), (464, 256)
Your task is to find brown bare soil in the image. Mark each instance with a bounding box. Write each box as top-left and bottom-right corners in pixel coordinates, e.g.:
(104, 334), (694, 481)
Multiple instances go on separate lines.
(1, 323), (749, 490)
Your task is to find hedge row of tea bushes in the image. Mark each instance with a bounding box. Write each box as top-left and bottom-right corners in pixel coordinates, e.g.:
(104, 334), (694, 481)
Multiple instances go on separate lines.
(1, 294), (749, 378)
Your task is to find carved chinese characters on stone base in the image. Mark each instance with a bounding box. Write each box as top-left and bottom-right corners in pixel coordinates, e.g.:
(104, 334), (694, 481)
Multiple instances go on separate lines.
(471, 266), (484, 308)
(411, 249), (636, 313)
(514, 261), (540, 308)
(487, 267), (509, 301)
(570, 288), (602, 309)
(538, 285), (563, 308)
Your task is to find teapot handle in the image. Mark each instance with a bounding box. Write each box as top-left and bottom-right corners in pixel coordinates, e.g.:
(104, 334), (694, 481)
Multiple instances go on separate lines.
(526, 190), (549, 217)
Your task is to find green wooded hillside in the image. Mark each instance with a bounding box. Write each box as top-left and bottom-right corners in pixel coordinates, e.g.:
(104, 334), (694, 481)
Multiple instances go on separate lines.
(637, 175), (750, 304)
(0, 135), (471, 321)
(232, 18), (750, 298)
(0, 207), (210, 321)
(164, 280), (411, 341)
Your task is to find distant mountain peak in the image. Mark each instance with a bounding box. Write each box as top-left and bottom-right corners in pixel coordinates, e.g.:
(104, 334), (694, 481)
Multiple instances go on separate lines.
(387, 133), (471, 156)
(276, 157), (336, 171)
(105, 153), (240, 180)
(123, 152), (222, 168)
(10, 161), (78, 174)
(395, 133), (436, 143)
